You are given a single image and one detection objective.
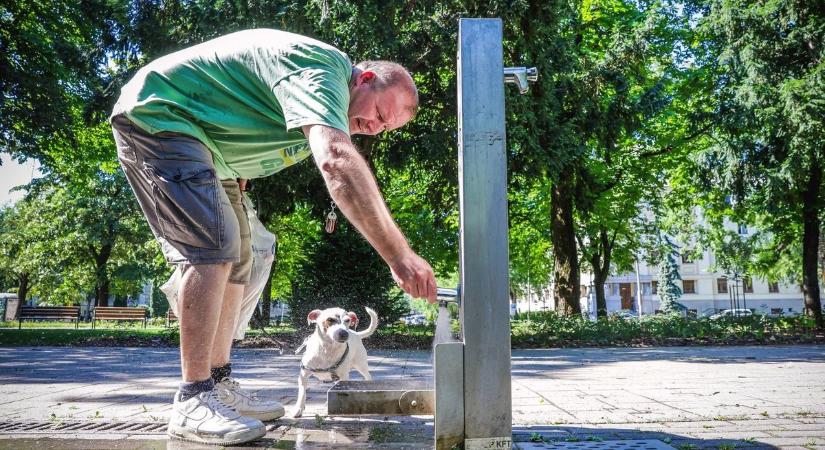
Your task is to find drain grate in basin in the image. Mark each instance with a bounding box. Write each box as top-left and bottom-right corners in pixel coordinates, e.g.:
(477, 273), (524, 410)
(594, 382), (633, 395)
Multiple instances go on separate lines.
(0, 421), (167, 435)
(516, 440), (676, 450)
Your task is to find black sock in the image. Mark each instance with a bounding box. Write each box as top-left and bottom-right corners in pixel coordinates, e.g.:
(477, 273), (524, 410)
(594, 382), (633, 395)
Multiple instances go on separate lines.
(178, 378), (214, 402)
(210, 362), (232, 383)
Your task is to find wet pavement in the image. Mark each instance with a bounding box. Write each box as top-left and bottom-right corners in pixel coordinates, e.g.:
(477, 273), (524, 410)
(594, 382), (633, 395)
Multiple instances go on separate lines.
(0, 345), (823, 449)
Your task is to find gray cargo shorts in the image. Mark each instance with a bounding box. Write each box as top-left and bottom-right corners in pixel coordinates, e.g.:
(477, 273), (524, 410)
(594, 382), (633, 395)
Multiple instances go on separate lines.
(111, 115), (252, 285)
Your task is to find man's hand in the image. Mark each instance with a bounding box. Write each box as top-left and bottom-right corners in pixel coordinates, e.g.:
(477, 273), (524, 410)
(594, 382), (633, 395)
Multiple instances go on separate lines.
(390, 251), (437, 303)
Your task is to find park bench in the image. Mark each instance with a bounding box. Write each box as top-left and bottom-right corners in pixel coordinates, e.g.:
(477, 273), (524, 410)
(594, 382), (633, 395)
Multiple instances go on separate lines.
(18, 306), (81, 329)
(166, 309), (178, 327)
(92, 307), (148, 329)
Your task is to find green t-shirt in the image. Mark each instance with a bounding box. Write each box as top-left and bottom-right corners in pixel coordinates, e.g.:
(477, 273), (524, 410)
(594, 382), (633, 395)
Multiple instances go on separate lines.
(111, 29), (352, 179)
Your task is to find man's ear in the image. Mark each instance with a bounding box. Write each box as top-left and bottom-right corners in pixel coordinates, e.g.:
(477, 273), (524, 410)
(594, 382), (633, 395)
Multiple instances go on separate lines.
(307, 309), (322, 324)
(358, 70), (376, 85)
(347, 312), (359, 329)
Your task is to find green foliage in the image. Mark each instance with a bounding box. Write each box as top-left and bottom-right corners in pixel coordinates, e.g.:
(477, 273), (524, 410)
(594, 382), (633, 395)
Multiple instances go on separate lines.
(150, 283), (170, 318)
(0, 0), (117, 159)
(657, 241), (683, 314)
(2, 0), (821, 323)
(289, 222), (408, 329)
(665, 0), (825, 326)
(510, 310), (820, 347)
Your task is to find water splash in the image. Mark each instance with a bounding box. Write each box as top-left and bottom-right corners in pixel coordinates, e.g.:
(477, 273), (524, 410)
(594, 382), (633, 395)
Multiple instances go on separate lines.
(433, 304), (454, 348)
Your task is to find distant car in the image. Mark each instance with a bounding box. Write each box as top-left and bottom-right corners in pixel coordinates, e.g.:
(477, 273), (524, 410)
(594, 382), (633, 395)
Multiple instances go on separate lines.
(400, 314), (428, 326)
(610, 310), (639, 320)
(709, 309), (753, 320)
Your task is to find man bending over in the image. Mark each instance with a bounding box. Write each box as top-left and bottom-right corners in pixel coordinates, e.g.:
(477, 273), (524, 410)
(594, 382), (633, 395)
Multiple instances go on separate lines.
(111, 28), (437, 446)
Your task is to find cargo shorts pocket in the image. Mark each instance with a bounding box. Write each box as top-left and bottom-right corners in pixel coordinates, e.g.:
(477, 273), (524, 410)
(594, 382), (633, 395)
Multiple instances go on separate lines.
(144, 158), (223, 250)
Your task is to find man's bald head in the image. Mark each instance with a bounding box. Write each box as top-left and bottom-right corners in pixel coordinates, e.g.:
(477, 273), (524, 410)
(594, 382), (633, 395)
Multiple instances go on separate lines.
(355, 60), (418, 112)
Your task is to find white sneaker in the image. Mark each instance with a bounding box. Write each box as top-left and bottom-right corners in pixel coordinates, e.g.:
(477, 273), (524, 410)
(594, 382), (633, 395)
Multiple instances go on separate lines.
(215, 377), (286, 421)
(167, 389), (266, 445)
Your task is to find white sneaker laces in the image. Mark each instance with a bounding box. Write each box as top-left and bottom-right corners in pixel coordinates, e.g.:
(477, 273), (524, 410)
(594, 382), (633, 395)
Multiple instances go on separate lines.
(221, 377), (258, 400)
(205, 389), (238, 415)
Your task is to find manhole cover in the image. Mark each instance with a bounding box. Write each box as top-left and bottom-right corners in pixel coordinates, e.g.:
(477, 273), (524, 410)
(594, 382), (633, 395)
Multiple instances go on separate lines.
(0, 421), (167, 435)
(516, 440), (676, 450)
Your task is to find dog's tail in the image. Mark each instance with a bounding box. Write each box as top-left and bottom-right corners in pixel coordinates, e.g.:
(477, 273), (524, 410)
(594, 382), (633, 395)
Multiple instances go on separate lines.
(355, 307), (379, 339)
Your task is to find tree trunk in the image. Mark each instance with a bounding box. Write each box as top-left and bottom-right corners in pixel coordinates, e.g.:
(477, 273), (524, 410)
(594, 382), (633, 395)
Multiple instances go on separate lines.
(13, 272), (31, 320)
(819, 225), (825, 283)
(593, 266), (607, 318)
(590, 229), (612, 318)
(96, 280), (111, 307)
(261, 262), (273, 322)
(93, 243), (113, 307)
(551, 175), (581, 315)
(591, 261), (608, 318)
(801, 158), (823, 329)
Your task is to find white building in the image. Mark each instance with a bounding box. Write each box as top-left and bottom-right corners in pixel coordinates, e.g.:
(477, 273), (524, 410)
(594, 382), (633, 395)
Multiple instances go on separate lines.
(591, 256), (805, 318)
(589, 222), (810, 318)
(515, 220), (815, 318)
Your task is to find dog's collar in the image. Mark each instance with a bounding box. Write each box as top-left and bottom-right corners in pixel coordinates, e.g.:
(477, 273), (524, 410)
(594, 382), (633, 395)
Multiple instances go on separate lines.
(300, 343), (350, 380)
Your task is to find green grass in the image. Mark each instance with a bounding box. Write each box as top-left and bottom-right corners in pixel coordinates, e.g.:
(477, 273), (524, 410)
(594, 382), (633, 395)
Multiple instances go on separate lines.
(0, 321), (303, 347)
(0, 327), (178, 346)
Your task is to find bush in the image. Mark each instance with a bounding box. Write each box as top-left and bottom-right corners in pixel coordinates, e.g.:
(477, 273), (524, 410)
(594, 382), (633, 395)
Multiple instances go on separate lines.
(289, 223), (408, 329)
(510, 311), (821, 347)
(151, 283), (170, 318)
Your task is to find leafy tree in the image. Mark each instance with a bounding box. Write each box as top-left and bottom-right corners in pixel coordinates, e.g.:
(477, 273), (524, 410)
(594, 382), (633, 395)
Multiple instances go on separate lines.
(0, 0), (117, 162)
(677, 0), (825, 327)
(508, 177), (553, 300)
(21, 171), (158, 306)
(502, 0), (694, 315)
(0, 201), (44, 314)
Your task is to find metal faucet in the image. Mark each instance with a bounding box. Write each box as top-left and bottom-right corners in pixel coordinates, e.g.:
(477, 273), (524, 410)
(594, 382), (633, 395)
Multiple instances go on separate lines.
(436, 286), (460, 308)
(504, 67), (538, 94)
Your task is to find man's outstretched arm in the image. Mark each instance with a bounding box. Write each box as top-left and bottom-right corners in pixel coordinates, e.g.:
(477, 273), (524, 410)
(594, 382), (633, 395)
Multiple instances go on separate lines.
(304, 124), (436, 302)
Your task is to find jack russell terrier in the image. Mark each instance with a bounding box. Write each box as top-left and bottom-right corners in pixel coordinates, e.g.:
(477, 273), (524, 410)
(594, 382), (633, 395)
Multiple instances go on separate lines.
(290, 306), (378, 418)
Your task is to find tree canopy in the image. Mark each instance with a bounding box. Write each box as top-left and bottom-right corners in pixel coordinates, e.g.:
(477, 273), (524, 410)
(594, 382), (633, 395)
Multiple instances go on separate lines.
(0, 0), (821, 328)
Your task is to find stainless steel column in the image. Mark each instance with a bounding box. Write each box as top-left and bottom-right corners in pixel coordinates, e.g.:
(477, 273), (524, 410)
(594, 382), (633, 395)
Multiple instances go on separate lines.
(457, 18), (513, 449)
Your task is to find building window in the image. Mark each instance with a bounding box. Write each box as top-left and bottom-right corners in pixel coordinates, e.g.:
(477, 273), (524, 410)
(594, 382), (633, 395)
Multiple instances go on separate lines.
(771, 308), (783, 315)
(738, 224), (748, 234)
(651, 280), (658, 294)
(683, 279), (696, 294)
(717, 278), (728, 294)
(743, 277), (754, 293)
(681, 252), (693, 264)
(768, 282), (779, 293)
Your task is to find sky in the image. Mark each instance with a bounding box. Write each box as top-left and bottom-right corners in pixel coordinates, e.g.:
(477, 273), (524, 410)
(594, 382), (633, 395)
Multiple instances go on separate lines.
(0, 156), (40, 206)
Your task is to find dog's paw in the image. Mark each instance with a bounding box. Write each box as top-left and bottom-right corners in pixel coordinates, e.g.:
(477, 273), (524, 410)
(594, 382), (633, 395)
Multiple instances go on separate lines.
(289, 407), (303, 418)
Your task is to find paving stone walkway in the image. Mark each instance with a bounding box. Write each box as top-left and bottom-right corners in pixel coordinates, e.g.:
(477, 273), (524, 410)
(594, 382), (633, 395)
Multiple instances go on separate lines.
(0, 345), (822, 449)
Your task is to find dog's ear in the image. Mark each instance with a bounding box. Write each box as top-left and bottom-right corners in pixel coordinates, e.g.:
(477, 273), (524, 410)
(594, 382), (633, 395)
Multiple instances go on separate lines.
(347, 311), (359, 329)
(307, 309), (322, 324)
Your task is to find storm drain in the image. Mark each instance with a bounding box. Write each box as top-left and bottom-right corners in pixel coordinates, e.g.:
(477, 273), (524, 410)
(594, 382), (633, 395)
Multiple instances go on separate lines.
(516, 440), (676, 450)
(0, 421), (167, 435)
